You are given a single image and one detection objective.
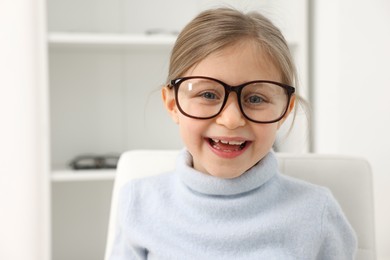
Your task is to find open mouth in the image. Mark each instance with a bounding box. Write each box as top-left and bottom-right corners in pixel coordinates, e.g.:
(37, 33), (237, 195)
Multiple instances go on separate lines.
(208, 138), (248, 152)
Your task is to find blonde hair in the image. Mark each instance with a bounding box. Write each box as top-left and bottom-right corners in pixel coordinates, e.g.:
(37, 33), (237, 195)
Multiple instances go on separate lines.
(168, 8), (296, 84)
(167, 7), (307, 127)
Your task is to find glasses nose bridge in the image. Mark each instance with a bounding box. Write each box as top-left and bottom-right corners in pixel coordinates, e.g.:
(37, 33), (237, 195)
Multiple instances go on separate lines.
(223, 83), (244, 99)
(220, 83), (245, 113)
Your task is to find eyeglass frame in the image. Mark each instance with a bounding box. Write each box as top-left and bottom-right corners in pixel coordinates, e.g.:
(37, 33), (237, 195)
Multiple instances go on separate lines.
(168, 76), (296, 124)
(69, 154), (120, 170)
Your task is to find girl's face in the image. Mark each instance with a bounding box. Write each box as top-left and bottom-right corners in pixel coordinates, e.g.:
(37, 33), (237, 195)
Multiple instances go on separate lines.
(163, 41), (295, 178)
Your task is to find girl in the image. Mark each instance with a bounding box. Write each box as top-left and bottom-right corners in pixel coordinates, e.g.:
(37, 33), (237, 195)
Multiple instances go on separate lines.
(110, 8), (357, 259)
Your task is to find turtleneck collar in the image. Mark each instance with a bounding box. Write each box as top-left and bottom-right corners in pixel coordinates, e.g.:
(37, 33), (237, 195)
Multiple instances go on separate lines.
(176, 149), (278, 196)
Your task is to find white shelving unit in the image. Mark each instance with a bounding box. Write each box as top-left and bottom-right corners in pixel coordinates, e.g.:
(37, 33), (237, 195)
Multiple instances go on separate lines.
(48, 33), (177, 47)
(49, 31), (182, 258)
(47, 0), (309, 259)
(51, 169), (116, 182)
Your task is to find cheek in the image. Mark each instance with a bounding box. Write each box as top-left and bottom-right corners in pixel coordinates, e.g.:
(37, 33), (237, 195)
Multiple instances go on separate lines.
(177, 116), (206, 146)
(253, 124), (279, 146)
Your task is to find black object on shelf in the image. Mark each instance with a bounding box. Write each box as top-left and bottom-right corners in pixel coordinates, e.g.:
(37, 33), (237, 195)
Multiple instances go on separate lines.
(69, 154), (120, 170)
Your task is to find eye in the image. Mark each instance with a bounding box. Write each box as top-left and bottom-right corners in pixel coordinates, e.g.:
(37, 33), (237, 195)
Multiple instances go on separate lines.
(200, 91), (218, 100)
(247, 95), (266, 104)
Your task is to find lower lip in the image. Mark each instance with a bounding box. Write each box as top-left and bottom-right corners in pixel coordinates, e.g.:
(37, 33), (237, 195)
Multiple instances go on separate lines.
(206, 139), (251, 159)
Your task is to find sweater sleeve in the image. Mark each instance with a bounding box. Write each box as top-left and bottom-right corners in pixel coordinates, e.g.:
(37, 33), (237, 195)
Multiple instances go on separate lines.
(316, 193), (358, 260)
(108, 181), (147, 260)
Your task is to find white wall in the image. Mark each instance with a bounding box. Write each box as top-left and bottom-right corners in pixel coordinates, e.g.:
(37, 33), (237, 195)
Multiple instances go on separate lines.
(0, 0), (50, 259)
(314, 0), (390, 259)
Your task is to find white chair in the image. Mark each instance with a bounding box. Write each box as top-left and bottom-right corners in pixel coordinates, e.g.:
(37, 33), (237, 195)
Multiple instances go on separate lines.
(105, 150), (376, 260)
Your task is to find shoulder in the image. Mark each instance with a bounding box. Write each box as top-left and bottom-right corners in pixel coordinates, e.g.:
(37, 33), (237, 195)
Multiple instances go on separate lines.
(277, 173), (333, 201)
(120, 171), (176, 200)
(117, 172), (177, 218)
(271, 173), (342, 226)
(277, 174), (349, 218)
(278, 174), (356, 240)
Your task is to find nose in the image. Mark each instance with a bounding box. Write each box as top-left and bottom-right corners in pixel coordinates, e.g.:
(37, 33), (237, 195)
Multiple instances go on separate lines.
(215, 93), (246, 129)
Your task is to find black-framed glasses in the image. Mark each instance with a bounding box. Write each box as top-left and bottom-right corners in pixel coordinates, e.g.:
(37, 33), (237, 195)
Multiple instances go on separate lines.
(168, 76), (295, 124)
(69, 154), (120, 170)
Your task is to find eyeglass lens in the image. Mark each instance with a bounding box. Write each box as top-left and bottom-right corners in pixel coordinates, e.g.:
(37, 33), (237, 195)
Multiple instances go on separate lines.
(176, 78), (290, 122)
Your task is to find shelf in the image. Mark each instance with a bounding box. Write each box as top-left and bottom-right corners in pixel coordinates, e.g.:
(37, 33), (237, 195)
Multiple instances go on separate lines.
(51, 169), (116, 182)
(48, 32), (176, 49)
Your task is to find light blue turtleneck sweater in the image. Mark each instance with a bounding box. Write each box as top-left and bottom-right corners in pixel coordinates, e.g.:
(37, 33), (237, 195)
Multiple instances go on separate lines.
(110, 150), (357, 260)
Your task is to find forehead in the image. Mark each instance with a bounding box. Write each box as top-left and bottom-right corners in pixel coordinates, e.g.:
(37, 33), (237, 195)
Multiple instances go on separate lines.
(185, 40), (282, 84)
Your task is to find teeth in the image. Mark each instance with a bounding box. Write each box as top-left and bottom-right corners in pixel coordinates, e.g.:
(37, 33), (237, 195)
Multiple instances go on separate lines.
(211, 138), (245, 145)
(228, 140), (245, 145)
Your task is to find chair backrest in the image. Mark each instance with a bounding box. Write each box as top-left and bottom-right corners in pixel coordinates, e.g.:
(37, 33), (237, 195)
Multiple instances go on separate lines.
(104, 150), (376, 260)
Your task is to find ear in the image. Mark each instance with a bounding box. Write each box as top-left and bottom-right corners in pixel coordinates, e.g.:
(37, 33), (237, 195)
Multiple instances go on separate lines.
(162, 86), (179, 124)
(277, 95), (296, 129)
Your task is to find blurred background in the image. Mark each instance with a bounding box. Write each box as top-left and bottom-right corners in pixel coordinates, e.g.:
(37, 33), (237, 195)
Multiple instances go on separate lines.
(1, 0), (389, 259)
